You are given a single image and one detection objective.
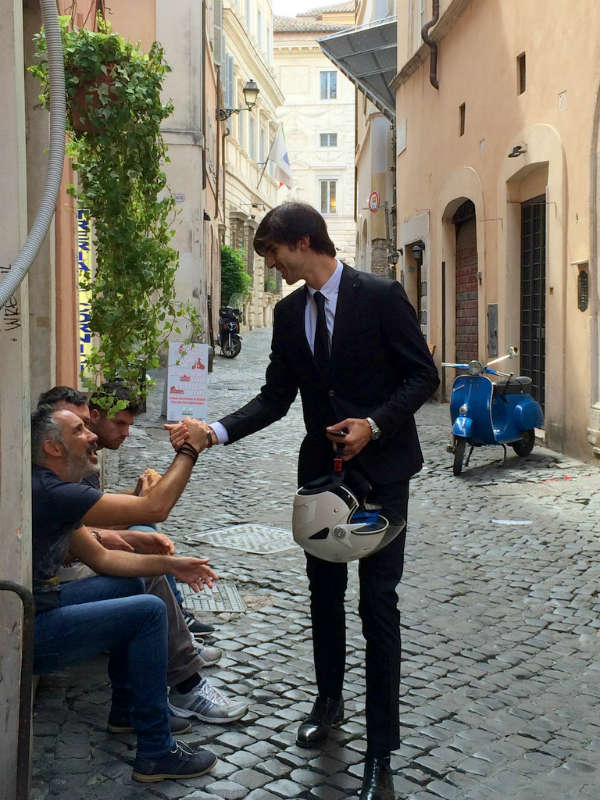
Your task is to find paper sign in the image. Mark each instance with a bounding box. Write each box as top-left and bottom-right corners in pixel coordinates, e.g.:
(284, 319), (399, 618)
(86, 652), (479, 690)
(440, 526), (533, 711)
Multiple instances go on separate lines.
(77, 208), (93, 375)
(166, 342), (209, 422)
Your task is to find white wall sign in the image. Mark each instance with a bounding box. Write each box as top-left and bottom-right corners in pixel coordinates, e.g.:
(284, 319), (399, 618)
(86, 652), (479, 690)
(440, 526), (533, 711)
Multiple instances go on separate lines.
(167, 342), (209, 422)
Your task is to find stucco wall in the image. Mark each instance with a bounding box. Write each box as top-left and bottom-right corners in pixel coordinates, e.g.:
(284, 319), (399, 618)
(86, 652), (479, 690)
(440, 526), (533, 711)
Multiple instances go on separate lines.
(394, 0), (600, 459)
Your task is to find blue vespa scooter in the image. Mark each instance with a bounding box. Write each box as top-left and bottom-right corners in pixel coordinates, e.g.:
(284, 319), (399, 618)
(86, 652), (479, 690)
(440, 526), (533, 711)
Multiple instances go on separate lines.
(442, 347), (544, 475)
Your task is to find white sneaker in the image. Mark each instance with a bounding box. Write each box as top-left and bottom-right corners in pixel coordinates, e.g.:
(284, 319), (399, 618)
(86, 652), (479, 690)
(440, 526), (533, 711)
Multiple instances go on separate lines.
(168, 678), (248, 723)
(195, 640), (222, 667)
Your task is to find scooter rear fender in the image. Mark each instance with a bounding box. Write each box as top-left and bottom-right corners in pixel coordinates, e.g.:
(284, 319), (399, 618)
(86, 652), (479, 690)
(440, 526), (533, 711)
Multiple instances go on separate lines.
(513, 397), (544, 430)
(452, 416), (473, 438)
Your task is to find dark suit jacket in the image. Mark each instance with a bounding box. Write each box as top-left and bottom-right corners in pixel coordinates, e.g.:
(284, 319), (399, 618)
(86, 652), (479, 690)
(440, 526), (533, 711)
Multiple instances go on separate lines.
(219, 265), (440, 486)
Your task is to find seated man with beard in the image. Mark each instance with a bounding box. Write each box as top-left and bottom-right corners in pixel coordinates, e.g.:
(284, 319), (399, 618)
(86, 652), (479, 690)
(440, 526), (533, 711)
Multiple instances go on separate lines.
(36, 385), (247, 725)
(31, 403), (220, 782)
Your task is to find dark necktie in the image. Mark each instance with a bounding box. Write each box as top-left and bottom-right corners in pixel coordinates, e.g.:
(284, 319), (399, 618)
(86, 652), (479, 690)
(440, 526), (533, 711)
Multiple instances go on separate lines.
(313, 291), (330, 370)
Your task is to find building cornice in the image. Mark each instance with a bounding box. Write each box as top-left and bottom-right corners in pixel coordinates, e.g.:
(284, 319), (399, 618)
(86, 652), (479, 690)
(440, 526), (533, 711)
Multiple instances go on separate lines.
(274, 41), (328, 55)
(390, 0), (473, 92)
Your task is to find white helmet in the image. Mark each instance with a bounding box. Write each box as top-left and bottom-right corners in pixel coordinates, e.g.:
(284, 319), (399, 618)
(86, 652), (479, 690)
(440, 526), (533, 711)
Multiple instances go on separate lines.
(292, 474), (405, 562)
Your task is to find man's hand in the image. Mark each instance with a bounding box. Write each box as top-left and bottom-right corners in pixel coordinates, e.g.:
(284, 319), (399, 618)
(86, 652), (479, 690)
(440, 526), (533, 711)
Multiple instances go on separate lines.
(326, 418), (372, 461)
(165, 420), (189, 450)
(124, 529), (175, 555)
(137, 468), (162, 496)
(165, 417), (212, 453)
(169, 557), (218, 593)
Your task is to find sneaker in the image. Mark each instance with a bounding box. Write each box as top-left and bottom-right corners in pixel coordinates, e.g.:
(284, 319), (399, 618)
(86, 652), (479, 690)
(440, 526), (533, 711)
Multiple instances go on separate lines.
(183, 610), (215, 636)
(108, 708), (192, 735)
(132, 739), (216, 783)
(195, 640), (222, 667)
(168, 678), (248, 723)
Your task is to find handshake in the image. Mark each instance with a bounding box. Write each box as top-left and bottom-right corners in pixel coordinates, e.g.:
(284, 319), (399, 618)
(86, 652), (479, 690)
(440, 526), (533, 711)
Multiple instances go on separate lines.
(164, 417), (217, 455)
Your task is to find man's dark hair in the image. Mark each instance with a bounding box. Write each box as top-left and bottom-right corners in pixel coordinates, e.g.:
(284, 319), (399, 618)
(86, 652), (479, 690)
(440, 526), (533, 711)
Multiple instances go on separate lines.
(31, 404), (63, 465)
(89, 380), (142, 416)
(38, 386), (87, 408)
(253, 202), (336, 258)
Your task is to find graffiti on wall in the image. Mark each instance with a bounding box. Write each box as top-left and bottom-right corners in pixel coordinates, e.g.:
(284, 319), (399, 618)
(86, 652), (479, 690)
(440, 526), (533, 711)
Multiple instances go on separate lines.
(0, 265), (21, 333)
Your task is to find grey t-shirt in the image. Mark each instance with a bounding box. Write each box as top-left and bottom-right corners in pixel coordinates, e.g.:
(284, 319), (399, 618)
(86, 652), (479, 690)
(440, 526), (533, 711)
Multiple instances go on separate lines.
(32, 465), (102, 612)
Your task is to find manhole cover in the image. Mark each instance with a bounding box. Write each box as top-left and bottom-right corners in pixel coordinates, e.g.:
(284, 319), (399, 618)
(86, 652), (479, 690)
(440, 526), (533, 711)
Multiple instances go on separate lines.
(194, 523), (295, 554)
(179, 581), (246, 613)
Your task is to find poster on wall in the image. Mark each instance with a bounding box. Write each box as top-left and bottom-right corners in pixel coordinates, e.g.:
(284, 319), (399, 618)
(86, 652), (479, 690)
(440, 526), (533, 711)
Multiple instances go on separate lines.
(77, 208), (93, 376)
(166, 342), (209, 422)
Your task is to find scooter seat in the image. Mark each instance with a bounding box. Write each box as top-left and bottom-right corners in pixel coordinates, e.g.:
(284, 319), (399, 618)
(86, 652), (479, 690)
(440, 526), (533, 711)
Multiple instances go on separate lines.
(492, 376), (532, 395)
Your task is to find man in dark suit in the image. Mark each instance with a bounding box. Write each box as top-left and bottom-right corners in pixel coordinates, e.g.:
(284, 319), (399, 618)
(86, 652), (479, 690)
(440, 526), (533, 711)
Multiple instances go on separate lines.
(171, 203), (439, 799)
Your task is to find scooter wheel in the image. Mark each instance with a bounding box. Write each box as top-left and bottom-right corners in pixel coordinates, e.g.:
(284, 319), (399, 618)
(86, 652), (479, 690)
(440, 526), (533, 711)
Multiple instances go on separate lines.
(512, 429), (535, 457)
(453, 438), (466, 475)
(222, 339), (241, 358)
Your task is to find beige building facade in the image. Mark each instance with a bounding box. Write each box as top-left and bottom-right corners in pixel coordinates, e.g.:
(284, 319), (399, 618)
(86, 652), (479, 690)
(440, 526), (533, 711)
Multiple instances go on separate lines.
(273, 6), (356, 267)
(1, 2), (56, 794)
(393, 0), (600, 461)
(318, 0), (397, 276)
(222, 0), (284, 329)
(110, 0), (223, 342)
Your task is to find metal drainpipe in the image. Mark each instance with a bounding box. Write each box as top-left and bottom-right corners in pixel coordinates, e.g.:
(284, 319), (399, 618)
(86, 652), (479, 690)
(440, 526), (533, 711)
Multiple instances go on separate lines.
(421, 0), (440, 90)
(0, 581), (35, 800)
(0, 0), (65, 308)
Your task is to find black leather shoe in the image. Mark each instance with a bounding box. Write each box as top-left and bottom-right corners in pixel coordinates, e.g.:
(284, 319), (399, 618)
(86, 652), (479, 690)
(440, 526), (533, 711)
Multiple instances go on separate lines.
(359, 756), (395, 800)
(296, 696), (343, 748)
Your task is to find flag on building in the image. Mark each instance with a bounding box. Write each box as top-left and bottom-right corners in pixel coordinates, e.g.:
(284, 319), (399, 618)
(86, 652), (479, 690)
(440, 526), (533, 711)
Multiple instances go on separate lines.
(258, 125), (293, 190)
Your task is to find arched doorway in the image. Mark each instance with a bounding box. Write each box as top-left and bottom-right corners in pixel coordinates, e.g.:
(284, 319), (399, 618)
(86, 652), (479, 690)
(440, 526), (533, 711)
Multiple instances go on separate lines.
(452, 200), (478, 363)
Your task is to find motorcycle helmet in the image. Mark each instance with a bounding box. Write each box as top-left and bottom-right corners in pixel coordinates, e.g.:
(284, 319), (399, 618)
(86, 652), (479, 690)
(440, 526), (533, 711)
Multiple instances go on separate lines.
(292, 472), (405, 563)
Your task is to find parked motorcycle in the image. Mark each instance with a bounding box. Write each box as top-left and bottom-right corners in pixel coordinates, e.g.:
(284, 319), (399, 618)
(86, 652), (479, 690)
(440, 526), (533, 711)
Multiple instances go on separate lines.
(442, 347), (544, 475)
(218, 306), (242, 358)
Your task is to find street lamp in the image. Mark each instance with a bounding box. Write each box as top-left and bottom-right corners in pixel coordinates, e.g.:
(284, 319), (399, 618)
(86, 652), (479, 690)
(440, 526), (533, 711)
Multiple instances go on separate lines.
(387, 249), (400, 279)
(508, 144), (527, 158)
(216, 79), (260, 121)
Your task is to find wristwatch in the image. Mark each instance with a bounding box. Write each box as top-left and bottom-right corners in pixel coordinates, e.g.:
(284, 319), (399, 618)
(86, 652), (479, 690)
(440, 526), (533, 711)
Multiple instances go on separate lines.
(366, 417), (382, 441)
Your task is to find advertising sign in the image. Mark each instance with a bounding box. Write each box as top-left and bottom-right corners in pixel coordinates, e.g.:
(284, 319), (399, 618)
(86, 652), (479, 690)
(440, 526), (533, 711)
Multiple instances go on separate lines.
(77, 208), (93, 375)
(166, 342), (209, 422)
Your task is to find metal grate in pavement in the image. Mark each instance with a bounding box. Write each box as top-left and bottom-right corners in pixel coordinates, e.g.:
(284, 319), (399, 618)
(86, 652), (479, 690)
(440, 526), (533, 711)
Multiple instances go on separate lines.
(193, 523), (295, 554)
(179, 580), (246, 613)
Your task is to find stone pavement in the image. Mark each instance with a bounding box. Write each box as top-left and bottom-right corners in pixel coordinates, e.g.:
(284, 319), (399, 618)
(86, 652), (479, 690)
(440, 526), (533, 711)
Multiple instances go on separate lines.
(32, 328), (600, 800)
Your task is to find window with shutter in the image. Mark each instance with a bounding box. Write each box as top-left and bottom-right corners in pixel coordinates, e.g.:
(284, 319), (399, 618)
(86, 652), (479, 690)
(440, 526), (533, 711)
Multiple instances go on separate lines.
(249, 116), (256, 160)
(214, 0), (223, 66)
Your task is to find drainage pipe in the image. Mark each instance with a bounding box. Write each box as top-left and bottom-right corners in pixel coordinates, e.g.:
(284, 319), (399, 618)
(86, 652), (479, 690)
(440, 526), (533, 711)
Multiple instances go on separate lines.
(0, 0), (65, 309)
(421, 0), (440, 90)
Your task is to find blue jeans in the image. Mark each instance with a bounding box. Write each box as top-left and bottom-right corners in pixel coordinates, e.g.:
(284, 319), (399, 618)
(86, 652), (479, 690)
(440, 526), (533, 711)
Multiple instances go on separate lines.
(128, 524), (184, 606)
(34, 575), (175, 759)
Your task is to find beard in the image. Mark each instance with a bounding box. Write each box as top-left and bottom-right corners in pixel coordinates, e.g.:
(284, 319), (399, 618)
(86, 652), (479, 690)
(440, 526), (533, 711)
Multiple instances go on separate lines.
(64, 449), (99, 482)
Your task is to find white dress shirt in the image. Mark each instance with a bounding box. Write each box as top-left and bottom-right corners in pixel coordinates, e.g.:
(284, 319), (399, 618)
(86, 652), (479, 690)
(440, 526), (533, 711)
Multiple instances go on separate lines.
(211, 260), (344, 444)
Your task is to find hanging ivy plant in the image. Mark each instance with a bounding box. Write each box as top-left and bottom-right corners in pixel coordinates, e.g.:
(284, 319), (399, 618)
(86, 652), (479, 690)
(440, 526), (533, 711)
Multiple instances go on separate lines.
(30, 16), (202, 411)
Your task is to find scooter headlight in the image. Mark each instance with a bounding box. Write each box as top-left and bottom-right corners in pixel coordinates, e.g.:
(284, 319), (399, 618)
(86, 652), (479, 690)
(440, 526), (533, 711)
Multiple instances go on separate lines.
(459, 404), (468, 415)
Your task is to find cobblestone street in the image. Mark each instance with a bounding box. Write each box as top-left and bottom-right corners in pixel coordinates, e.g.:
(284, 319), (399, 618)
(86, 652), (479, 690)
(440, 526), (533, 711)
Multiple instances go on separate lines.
(33, 328), (600, 800)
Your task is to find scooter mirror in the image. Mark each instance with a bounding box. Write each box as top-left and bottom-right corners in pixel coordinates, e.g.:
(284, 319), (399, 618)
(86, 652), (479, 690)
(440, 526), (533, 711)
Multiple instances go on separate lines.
(507, 345), (518, 358)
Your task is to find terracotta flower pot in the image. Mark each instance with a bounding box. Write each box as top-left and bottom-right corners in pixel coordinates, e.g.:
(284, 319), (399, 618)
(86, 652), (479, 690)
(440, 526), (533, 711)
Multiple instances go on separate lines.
(70, 66), (116, 133)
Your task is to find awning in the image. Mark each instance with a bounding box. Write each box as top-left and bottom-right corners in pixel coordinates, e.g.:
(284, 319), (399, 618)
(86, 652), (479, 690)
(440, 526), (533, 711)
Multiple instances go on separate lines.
(318, 16), (396, 120)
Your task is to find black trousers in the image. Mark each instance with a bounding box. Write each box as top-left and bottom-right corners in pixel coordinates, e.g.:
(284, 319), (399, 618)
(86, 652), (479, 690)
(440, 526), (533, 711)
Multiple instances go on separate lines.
(305, 480), (409, 756)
